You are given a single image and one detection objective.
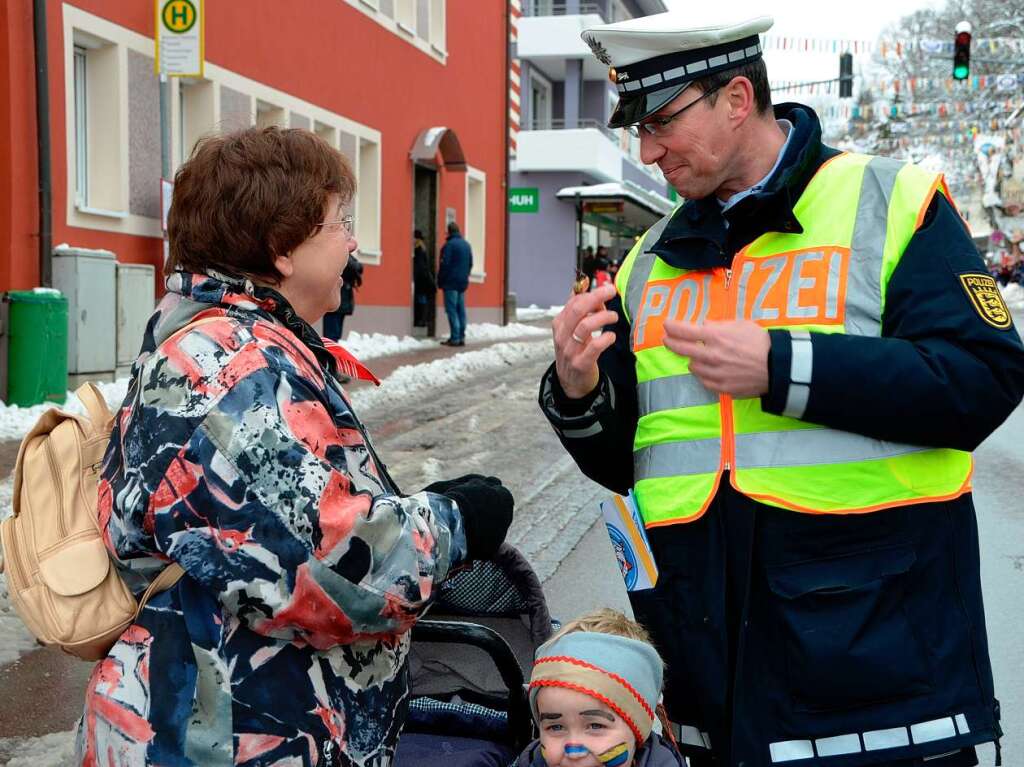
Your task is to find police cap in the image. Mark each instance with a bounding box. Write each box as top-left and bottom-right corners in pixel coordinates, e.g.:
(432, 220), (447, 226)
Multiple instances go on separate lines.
(582, 12), (774, 129)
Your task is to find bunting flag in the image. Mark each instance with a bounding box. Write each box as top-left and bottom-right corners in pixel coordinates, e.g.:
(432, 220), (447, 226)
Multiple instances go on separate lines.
(761, 34), (1024, 57)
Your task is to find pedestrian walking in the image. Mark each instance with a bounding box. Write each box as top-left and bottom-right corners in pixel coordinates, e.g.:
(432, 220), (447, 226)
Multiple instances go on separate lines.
(323, 253), (363, 340)
(78, 126), (515, 766)
(539, 11), (1024, 767)
(413, 229), (436, 327)
(438, 221), (472, 346)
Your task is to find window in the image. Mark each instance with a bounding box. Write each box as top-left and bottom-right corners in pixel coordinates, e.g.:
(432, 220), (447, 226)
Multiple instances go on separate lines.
(73, 46), (88, 206)
(256, 100), (286, 129)
(395, 0), (416, 32)
(356, 138), (381, 257)
(529, 71), (552, 129)
(176, 79), (214, 170)
(465, 167), (486, 279)
(71, 30), (124, 215)
(343, 0), (445, 61)
(428, 0), (446, 51)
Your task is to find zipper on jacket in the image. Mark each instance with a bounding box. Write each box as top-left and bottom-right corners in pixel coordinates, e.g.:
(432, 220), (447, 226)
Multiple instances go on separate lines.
(718, 251), (747, 474)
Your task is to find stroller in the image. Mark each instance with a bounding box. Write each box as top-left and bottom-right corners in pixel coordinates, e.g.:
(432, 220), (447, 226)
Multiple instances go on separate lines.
(394, 544), (555, 766)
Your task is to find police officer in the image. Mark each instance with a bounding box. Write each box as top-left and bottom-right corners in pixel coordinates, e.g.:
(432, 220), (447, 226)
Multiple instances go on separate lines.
(538, 11), (1024, 767)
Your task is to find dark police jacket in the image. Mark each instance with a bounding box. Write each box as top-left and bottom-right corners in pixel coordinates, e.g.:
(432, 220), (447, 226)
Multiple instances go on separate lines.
(539, 104), (1024, 767)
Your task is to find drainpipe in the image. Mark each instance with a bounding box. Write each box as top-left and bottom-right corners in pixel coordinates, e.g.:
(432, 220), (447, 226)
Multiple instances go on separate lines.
(33, 0), (53, 287)
(502, 0), (512, 325)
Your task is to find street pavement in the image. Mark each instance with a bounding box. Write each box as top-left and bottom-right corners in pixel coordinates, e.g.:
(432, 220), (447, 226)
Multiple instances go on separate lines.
(1, 322), (1023, 763)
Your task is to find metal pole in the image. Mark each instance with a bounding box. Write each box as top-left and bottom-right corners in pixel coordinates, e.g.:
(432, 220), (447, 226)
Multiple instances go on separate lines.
(575, 192), (583, 275)
(159, 72), (171, 262)
(159, 73), (171, 183)
(33, 0), (52, 287)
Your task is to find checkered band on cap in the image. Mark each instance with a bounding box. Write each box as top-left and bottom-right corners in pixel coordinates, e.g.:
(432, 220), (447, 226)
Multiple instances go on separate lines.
(610, 35), (762, 96)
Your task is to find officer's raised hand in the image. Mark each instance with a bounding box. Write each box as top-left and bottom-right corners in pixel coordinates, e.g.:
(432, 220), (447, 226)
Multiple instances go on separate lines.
(663, 319), (771, 398)
(553, 283), (619, 398)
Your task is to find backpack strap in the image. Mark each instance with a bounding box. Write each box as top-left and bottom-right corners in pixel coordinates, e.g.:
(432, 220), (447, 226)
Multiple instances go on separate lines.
(134, 562), (185, 619)
(75, 383), (113, 431)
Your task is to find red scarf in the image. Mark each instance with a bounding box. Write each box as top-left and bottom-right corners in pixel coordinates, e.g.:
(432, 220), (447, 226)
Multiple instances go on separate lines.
(322, 339), (381, 385)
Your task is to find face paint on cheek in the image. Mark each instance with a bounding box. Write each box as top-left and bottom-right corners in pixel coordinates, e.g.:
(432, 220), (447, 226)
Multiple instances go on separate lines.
(596, 742), (631, 767)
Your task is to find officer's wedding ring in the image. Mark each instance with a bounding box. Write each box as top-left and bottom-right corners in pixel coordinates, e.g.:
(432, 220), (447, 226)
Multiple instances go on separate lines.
(571, 332), (586, 344)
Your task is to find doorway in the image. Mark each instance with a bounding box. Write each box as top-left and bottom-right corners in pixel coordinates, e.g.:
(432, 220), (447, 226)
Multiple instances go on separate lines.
(413, 164), (438, 337)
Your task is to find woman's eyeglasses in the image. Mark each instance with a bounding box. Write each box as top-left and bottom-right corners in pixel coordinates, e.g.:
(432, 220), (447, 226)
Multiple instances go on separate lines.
(316, 215), (355, 235)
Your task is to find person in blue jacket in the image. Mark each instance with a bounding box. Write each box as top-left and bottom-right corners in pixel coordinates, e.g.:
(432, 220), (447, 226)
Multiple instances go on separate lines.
(539, 11), (1024, 767)
(437, 221), (473, 346)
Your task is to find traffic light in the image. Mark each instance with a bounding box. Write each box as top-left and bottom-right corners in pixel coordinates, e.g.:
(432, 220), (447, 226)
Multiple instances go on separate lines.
(953, 21), (972, 81)
(838, 52), (853, 98)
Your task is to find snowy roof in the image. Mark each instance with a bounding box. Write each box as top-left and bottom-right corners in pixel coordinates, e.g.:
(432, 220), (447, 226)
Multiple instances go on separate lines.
(555, 181), (674, 217)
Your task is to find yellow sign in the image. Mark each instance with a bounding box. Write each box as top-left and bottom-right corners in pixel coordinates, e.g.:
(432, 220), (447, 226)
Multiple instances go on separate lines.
(959, 273), (1012, 329)
(162, 0), (196, 33)
(155, 0), (204, 77)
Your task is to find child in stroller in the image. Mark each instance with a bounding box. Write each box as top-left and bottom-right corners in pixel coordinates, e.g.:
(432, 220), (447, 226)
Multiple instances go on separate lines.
(518, 610), (685, 766)
(394, 543), (555, 766)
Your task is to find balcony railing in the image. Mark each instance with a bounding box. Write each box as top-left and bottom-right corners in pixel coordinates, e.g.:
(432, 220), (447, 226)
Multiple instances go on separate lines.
(522, 1), (603, 17)
(525, 117), (619, 143)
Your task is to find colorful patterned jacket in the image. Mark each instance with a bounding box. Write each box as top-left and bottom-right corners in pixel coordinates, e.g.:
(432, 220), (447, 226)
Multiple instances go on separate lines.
(76, 272), (467, 767)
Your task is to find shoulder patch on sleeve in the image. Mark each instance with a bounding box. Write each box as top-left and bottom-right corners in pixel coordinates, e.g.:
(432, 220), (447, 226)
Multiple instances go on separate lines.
(958, 273), (1013, 329)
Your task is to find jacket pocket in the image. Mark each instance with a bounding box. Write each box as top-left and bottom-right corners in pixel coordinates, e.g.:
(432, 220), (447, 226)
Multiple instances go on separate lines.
(766, 544), (932, 713)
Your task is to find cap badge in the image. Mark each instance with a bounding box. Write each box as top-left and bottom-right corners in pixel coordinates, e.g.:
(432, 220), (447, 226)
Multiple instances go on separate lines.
(583, 34), (612, 65)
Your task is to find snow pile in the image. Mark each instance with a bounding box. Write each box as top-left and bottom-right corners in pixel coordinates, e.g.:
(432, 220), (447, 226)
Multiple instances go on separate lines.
(0, 379), (130, 442)
(516, 304), (563, 322)
(0, 730), (76, 767)
(351, 340), (550, 413)
(340, 332), (435, 360)
(464, 322), (547, 341)
(1001, 282), (1024, 310)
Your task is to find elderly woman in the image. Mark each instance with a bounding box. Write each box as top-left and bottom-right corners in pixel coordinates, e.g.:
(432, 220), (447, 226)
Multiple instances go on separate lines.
(76, 127), (514, 766)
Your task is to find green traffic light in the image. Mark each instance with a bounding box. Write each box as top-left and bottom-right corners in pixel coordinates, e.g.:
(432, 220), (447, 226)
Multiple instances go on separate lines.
(953, 64), (969, 80)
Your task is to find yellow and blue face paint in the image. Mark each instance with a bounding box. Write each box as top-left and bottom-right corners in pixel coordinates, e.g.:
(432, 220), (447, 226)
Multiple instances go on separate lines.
(596, 742), (631, 766)
(540, 742), (631, 765)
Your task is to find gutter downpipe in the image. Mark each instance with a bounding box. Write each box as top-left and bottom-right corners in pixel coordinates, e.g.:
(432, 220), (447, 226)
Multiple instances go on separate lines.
(502, 0), (512, 325)
(33, 0), (53, 287)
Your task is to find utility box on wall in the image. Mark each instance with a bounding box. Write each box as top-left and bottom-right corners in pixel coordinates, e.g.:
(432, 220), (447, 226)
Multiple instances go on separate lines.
(116, 263), (155, 376)
(52, 247), (117, 381)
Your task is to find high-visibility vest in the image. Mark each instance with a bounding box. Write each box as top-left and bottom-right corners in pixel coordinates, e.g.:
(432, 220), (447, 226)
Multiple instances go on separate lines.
(617, 153), (973, 527)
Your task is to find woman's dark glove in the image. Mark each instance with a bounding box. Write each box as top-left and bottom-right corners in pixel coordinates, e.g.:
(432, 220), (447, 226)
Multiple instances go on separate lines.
(443, 478), (514, 561)
(422, 475), (501, 496)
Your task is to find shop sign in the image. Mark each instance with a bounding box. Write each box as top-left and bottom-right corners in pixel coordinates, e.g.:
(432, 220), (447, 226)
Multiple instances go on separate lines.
(509, 187), (539, 213)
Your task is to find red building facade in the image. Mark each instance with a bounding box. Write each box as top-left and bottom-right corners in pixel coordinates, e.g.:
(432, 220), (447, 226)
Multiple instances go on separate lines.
(0, 0), (509, 336)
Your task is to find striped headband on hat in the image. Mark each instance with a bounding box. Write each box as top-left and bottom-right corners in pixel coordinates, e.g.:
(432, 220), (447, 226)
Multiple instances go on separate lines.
(528, 632), (663, 744)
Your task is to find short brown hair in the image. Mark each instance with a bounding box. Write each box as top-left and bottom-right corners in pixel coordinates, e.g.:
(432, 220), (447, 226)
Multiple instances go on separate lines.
(694, 58), (772, 115)
(167, 126), (355, 283)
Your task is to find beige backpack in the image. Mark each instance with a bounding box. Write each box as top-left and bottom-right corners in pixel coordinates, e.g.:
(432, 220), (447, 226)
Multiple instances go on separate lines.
(0, 317), (224, 660)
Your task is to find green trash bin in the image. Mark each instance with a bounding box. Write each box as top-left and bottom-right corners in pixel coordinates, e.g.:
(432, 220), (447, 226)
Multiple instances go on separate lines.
(5, 289), (68, 407)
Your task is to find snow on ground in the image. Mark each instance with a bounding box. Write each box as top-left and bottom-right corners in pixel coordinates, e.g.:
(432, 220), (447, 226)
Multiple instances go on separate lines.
(0, 473), (40, 665)
(464, 322), (547, 341)
(0, 324), (547, 444)
(0, 378), (130, 443)
(350, 340), (550, 414)
(516, 304), (563, 322)
(1002, 282), (1024, 310)
(0, 729), (76, 767)
(340, 331), (435, 360)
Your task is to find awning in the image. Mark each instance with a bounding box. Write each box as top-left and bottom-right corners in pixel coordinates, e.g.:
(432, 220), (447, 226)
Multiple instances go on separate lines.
(556, 181), (674, 218)
(556, 181), (674, 237)
(410, 127), (467, 171)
